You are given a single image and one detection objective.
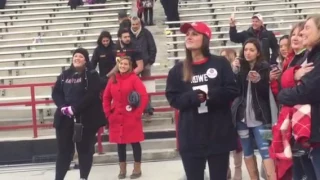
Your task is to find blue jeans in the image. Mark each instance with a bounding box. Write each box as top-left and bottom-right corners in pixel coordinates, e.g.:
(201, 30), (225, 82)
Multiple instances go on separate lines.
(236, 121), (270, 159)
(310, 146), (320, 179)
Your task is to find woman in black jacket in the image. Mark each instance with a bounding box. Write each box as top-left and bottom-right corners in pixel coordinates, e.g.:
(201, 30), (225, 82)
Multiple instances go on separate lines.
(52, 48), (106, 180)
(91, 31), (116, 89)
(165, 22), (239, 180)
(278, 15), (320, 179)
(231, 38), (276, 179)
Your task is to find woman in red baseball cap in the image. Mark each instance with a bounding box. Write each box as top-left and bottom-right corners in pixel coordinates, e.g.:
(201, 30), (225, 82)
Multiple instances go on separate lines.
(165, 22), (240, 180)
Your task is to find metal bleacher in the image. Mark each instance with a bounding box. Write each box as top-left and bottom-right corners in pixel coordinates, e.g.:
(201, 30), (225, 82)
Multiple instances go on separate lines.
(0, 0), (131, 84)
(0, 0), (319, 135)
(0, 0), (172, 135)
(0, 0), (134, 125)
(166, 0), (320, 61)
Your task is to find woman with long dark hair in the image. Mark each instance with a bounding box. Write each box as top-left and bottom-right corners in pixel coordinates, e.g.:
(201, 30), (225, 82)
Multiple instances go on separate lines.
(103, 56), (148, 179)
(52, 48), (106, 180)
(277, 35), (290, 68)
(231, 38), (276, 180)
(165, 22), (239, 180)
(91, 30), (116, 89)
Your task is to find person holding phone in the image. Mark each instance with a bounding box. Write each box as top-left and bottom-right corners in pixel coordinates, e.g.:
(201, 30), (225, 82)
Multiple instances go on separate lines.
(166, 22), (239, 180)
(52, 48), (106, 180)
(231, 38), (276, 180)
(229, 13), (279, 65)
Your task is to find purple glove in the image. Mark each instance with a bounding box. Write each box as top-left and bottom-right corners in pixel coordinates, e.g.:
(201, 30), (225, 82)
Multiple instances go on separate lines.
(61, 106), (74, 118)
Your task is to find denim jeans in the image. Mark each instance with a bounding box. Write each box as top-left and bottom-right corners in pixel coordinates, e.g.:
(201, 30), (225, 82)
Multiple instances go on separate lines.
(236, 121), (270, 159)
(310, 146), (320, 179)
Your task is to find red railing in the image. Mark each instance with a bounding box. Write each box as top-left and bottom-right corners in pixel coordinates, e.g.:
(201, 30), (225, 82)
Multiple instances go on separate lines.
(0, 75), (179, 153)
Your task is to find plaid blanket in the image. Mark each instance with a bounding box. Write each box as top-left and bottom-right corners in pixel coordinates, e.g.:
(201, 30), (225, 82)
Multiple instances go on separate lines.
(269, 66), (311, 180)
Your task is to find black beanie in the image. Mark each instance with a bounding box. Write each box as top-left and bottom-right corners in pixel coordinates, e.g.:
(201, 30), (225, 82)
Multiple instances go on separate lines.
(73, 48), (90, 62)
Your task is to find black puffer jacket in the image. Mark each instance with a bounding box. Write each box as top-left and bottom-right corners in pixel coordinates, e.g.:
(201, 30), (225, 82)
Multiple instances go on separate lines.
(278, 43), (320, 143)
(231, 60), (271, 126)
(130, 28), (157, 65)
(229, 26), (279, 65)
(52, 65), (106, 129)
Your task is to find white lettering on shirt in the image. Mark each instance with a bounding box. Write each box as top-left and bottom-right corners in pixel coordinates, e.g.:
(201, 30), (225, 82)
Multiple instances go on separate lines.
(191, 74), (209, 84)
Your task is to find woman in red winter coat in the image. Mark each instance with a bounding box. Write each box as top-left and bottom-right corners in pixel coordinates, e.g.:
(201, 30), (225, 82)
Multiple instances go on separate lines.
(103, 56), (149, 179)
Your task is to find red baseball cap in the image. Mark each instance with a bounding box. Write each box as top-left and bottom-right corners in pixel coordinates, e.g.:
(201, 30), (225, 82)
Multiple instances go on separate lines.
(180, 22), (212, 39)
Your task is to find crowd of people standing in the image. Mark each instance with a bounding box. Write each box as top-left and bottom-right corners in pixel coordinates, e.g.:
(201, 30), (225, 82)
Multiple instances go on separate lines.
(52, 9), (157, 179)
(52, 1), (320, 179)
(165, 13), (320, 180)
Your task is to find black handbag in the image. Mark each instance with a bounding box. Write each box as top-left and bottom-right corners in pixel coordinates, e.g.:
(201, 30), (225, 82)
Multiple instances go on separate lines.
(73, 117), (83, 143)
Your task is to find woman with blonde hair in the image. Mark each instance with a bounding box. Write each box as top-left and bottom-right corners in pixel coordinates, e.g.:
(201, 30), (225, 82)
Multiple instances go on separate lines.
(103, 56), (149, 179)
(220, 48), (243, 180)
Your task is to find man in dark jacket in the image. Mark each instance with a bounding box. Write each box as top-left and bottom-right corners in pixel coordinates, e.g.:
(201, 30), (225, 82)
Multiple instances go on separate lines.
(130, 17), (157, 77)
(107, 28), (144, 77)
(229, 13), (279, 65)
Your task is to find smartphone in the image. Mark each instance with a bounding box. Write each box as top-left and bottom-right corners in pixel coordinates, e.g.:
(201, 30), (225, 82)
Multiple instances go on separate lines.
(249, 70), (258, 76)
(270, 64), (279, 71)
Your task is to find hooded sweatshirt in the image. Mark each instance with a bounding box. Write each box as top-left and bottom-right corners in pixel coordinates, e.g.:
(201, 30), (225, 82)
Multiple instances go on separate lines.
(91, 31), (116, 78)
(52, 48), (106, 129)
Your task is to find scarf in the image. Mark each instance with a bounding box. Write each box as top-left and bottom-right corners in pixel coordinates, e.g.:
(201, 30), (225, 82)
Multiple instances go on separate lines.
(131, 26), (142, 38)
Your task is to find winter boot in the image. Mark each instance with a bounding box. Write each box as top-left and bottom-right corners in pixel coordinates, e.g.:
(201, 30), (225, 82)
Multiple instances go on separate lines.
(233, 151), (242, 180)
(227, 167), (231, 179)
(130, 162), (142, 179)
(118, 162), (126, 179)
(244, 155), (260, 180)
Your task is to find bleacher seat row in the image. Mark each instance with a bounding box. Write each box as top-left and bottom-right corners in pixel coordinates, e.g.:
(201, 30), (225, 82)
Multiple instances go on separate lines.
(0, 0), (319, 130)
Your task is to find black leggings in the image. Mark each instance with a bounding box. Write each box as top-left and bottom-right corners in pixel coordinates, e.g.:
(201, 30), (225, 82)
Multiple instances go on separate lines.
(55, 122), (98, 180)
(117, 143), (142, 162)
(180, 152), (230, 180)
